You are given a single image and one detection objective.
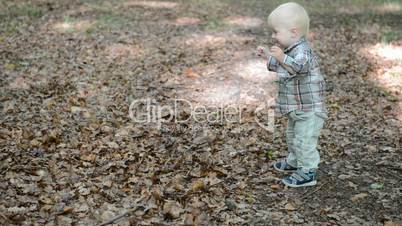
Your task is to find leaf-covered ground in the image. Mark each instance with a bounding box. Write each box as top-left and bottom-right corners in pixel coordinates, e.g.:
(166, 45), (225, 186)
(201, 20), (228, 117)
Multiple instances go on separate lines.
(1, 0), (402, 225)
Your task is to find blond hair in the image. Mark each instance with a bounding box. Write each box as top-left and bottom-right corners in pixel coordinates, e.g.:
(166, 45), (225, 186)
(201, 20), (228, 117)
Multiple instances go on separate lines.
(267, 2), (310, 35)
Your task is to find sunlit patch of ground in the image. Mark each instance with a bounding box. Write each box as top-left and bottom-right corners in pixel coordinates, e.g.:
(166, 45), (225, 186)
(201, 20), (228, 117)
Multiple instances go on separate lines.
(52, 19), (94, 33)
(363, 43), (402, 120)
(177, 58), (277, 108)
(336, 2), (402, 14)
(374, 2), (402, 13)
(192, 81), (241, 106)
(172, 17), (201, 26)
(123, 0), (178, 9)
(377, 66), (402, 92)
(184, 34), (226, 47)
(104, 43), (144, 60)
(369, 44), (402, 61)
(224, 16), (263, 28)
(184, 32), (254, 48)
(369, 65), (402, 104)
(235, 59), (273, 83)
(364, 44), (402, 93)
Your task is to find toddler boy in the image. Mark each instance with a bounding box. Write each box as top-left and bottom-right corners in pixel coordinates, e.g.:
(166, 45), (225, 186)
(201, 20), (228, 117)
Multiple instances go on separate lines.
(257, 2), (328, 187)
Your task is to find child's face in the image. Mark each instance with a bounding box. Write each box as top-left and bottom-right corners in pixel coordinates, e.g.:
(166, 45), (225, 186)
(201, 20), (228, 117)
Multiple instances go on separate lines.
(270, 25), (295, 48)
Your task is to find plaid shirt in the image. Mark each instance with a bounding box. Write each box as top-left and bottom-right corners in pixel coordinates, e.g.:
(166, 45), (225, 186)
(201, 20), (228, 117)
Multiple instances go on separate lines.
(267, 37), (327, 116)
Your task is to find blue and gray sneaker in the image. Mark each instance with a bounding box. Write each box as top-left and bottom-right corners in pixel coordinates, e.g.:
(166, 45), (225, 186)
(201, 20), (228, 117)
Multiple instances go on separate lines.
(273, 159), (297, 173)
(282, 169), (317, 187)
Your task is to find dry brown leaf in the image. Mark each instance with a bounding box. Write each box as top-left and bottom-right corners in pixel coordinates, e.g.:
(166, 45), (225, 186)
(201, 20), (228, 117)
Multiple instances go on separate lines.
(191, 180), (206, 192)
(163, 201), (184, 219)
(351, 193), (368, 203)
(284, 203), (297, 211)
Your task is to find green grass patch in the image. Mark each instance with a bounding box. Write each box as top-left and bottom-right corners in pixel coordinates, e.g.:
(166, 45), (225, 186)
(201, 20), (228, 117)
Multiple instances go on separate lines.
(0, 3), (42, 19)
(203, 18), (227, 31)
(1, 19), (21, 35)
(382, 89), (400, 102)
(3, 58), (31, 72)
(381, 31), (401, 43)
(63, 16), (76, 33)
(83, 2), (114, 14)
(91, 12), (130, 32)
(265, 149), (274, 160)
(0, 2), (42, 35)
(83, 1), (129, 30)
(183, 0), (228, 9)
(389, 71), (401, 78)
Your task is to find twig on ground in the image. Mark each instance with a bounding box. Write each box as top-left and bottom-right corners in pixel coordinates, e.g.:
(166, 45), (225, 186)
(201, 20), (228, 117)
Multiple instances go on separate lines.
(96, 206), (143, 226)
(301, 181), (329, 199)
(0, 212), (10, 224)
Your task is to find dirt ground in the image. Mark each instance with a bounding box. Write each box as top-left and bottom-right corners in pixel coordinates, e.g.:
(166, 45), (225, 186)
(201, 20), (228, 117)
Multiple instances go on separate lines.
(1, 0), (401, 225)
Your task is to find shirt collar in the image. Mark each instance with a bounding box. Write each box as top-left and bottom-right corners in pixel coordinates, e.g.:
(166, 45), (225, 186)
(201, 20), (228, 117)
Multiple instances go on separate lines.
(284, 36), (306, 53)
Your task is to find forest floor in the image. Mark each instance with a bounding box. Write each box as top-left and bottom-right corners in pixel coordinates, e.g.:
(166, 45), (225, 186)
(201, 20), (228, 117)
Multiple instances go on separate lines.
(1, 0), (402, 225)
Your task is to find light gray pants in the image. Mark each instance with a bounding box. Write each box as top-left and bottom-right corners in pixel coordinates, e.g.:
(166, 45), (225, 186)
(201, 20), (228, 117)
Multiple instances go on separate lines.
(286, 110), (327, 171)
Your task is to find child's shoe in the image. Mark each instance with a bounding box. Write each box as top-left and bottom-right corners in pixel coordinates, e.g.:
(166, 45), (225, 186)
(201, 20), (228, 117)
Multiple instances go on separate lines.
(282, 169), (317, 187)
(273, 159), (297, 172)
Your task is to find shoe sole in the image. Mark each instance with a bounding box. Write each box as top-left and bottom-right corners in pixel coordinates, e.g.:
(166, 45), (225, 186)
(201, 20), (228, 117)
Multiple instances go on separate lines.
(282, 179), (317, 188)
(273, 164), (297, 173)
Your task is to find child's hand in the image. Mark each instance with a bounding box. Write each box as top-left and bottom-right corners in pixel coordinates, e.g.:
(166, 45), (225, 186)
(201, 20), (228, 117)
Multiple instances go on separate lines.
(256, 46), (268, 58)
(269, 46), (285, 63)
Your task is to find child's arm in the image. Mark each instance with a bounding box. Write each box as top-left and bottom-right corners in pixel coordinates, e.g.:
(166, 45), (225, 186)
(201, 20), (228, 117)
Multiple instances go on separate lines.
(270, 46), (310, 75)
(257, 46), (279, 72)
(282, 51), (309, 75)
(267, 55), (279, 72)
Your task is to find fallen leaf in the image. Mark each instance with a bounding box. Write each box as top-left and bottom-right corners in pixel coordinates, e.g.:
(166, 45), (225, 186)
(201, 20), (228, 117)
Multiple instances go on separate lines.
(163, 201), (184, 219)
(351, 193), (368, 203)
(271, 184), (281, 190)
(369, 183), (384, 189)
(284, 203), (297, 211)
(191, 180), (206, 192)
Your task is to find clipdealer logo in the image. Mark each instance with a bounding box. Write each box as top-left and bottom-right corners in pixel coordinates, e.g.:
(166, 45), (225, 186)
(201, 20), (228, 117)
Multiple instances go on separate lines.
(128, 98), (275, 132)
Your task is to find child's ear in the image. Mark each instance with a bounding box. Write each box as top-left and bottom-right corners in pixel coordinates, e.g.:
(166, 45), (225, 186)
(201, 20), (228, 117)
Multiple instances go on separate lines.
(291, 28), (299, 38)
